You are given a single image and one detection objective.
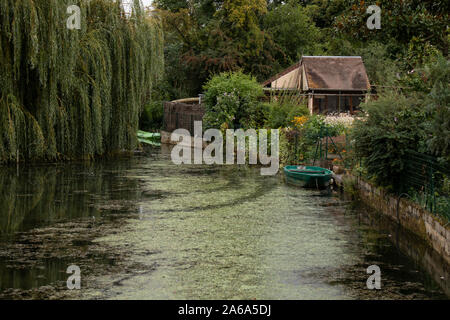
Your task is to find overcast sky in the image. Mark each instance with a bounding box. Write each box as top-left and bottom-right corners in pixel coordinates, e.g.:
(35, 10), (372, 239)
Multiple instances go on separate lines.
(122, 0), (154, 11)
(141, 0), (153, 8)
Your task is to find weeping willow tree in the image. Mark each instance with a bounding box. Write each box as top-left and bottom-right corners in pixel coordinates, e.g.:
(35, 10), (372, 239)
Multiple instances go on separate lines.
(0, 0), (164, 162)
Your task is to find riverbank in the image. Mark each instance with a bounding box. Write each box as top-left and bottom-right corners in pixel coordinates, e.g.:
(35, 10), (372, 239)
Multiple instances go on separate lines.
(333, 173), (450, 266)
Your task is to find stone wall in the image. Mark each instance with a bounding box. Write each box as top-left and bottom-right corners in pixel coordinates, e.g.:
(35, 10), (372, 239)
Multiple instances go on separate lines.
(356, 201), (450, 297)
(335, 174), (450, 265)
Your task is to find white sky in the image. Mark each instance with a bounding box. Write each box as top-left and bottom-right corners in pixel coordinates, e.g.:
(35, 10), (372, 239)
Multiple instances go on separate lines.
(141, 0), (153, 8)
(122, 0), (154, 12)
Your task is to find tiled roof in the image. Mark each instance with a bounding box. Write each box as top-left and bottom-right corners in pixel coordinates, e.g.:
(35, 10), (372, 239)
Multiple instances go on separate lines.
(301, 56), (370, 91)
(262, 56), (370, 91)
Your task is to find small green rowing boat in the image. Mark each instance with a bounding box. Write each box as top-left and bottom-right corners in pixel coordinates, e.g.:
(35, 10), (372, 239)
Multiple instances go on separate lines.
(137, 130), (161, 146)
(283, 165), (333, 188)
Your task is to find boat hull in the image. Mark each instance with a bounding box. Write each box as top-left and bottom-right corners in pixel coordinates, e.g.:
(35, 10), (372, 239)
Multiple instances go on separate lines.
(283, 166), (332, 188)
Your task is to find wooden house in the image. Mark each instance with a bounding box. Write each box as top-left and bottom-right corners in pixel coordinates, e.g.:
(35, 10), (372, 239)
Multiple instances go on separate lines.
(262, 56), (371, 115)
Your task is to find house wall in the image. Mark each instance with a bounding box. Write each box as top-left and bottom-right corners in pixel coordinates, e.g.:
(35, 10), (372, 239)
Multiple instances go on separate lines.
(310, 94), (366, 114)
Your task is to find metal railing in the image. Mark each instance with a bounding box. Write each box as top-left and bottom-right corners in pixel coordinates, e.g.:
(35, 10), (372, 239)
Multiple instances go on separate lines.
(401, 150), (450, 220)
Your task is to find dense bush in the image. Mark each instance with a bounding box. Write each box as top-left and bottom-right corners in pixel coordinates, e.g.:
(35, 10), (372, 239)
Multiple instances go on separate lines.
(351, 93), (428, 189)
(140, 101), (164, 132)
(351, 56), (449, 190)
(264, 100), (309, 129)
(279, 128), (311, 165)
(302, 115), (346, 141)
(421, 56), (450, 163)
(279, 114), (349, 165)
(202, 71), (264, 130)
(139, 81), (173, 132)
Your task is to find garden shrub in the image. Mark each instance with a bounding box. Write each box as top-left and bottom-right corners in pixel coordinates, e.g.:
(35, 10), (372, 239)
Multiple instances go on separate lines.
(303, 115), (346, 141)
(264, 100), (309, 128)
(420, 56), (450, 163)
(140, 101), (164, 132)
(202, 71), (264, 130)
(351, 93), (427, 190)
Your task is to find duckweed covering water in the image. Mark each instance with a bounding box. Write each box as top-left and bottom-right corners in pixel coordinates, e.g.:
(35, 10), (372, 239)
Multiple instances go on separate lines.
(0, 148), (448, 299)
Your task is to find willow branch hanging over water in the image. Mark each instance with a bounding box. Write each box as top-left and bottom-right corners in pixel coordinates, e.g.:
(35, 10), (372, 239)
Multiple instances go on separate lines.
(0, 0), (164, 162)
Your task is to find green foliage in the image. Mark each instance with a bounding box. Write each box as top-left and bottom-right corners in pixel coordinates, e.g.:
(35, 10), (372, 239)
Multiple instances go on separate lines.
(357, 42), (401, 87)
(264, 100), (309, 129)
(421, 56), (450, 162)
(157, 0), (277, 98)
(139, 80), (173, 131)
(351, 93), (428, 189)
(279, 129), (298, 165)
(155, 0), (448, 101)
(303, 115), (346, 140)
(202, 71), (264, 129)
(263, 1), (322, 66)
(404, 37), (442, 69)
(335, 0), (449, 57)
(0, 0), (164, 163)
(140, 101), (164, 132)
(278, 113), (349, 165)
(304, 0), (348, 29)
(279, 128), (310, 166)
(342, 175), (359, 200)
(264, 103), (287, 129)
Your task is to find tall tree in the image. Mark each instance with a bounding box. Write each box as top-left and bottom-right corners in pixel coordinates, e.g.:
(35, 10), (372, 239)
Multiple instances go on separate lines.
(157, 0), (277, 96)
(335, 0), (449, 62)
(0, 0), (164, 162)
(264, 1), (322, 67)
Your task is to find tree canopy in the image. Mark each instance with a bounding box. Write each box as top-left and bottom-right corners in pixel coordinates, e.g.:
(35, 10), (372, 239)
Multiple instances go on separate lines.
(155, 0), (449, 99)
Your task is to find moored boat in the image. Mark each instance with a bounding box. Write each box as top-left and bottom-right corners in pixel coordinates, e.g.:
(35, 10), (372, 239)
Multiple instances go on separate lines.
(137, 130), (161, 146)
(283, 165), (333, 188)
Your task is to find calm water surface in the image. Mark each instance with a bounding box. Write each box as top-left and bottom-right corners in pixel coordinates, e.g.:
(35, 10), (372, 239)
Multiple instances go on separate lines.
(0, 146), (448, 299)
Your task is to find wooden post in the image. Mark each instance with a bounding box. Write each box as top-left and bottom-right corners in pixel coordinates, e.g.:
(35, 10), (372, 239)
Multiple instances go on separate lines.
(338, 91), (341, 114)
(349, 96), (353, 115)
(308, 92), (314, 115)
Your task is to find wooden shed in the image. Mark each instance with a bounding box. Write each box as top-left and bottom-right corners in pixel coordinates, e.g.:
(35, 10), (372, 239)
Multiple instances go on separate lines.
(263, 56), (371, 115)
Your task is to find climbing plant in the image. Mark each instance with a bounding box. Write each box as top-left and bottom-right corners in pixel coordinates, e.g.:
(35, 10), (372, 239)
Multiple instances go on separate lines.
(0, 0), (164, 162)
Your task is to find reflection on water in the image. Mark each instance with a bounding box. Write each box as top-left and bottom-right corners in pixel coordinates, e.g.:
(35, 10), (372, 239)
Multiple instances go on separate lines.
(0, 161), (141, 294)
(0, 163), (140, 236)
(0, 258), (70, 290)
(0, 148), (448, 299)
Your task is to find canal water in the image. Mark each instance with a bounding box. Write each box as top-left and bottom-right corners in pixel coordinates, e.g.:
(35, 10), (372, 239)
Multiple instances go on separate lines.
(0, 146), (448, 299)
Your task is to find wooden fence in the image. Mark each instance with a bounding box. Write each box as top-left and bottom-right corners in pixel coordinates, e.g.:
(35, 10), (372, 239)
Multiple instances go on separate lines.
(163, 101), (205, 134)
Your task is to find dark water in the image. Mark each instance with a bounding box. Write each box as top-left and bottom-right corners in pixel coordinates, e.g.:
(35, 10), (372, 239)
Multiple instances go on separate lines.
(0, 146), (448, 299)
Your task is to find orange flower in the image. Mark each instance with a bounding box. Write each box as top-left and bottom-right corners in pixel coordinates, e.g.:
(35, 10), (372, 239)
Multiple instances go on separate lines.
(292, 116), (308, 127)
